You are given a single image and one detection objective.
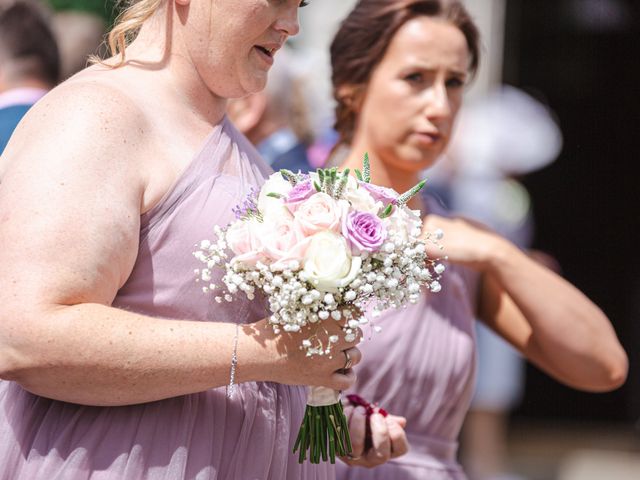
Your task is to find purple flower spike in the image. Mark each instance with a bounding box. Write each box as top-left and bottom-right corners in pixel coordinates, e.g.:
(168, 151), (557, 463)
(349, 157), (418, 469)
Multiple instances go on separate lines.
(233, 188), (260, 220)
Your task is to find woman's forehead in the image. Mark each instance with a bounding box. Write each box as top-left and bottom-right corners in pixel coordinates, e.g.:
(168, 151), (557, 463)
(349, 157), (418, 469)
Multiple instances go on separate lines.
(382, 16), (470, 72)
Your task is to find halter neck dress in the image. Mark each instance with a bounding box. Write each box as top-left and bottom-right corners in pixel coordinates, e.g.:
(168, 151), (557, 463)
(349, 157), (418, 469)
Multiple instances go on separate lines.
(0, 117), (333, 480)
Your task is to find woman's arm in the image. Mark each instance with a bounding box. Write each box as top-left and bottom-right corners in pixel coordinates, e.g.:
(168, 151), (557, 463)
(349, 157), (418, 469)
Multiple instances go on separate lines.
(422, 215), (628, 392)
(0, 82), (357, 406)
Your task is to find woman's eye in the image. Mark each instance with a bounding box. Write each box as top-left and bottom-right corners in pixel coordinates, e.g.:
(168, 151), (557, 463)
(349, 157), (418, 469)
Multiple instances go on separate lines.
(404, 73), (424, 84)
(446, 77), (465, 89)
(299, 0), (310, 6)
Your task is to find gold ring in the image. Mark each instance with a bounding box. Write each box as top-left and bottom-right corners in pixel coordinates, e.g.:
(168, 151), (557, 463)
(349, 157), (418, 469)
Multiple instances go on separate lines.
(343, 349), (353, 370)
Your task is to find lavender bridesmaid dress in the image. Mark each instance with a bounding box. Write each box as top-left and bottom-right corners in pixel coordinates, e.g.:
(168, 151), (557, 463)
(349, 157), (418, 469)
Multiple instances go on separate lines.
(0, 117), (333, 480)
(336, 200), (479, 480)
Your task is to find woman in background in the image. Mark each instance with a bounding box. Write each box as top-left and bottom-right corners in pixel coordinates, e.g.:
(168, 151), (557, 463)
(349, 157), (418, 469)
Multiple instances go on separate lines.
(330, 1), (628, 478)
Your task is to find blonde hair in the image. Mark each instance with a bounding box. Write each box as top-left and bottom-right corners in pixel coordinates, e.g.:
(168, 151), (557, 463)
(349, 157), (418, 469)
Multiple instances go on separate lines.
(93, 0), (164, 67)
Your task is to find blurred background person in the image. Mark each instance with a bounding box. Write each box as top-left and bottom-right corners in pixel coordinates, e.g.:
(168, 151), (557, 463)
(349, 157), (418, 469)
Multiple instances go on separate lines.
(290, 0), (640, 477)
(0, 0), (60, 154)
(228, 46), (314, 173)
(46, 0), (120, 79)
(427, 85), (564, 480)
(327, 0), (627, 478)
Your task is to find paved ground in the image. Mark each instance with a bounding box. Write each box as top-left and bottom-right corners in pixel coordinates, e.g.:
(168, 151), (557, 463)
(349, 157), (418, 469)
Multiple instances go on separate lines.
(496, 419), (640, 480)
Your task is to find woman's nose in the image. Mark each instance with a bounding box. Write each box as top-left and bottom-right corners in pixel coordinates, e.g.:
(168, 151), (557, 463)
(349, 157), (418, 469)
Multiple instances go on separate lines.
(274, 6), (300, 37)
(424, 83), (451, 120)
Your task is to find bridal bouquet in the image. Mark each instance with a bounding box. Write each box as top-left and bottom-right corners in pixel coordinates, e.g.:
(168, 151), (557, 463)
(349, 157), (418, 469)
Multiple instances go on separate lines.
(193, 155), (445, 464)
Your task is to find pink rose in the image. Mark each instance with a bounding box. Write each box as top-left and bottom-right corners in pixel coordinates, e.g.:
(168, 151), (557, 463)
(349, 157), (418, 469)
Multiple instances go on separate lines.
(294, 193), (346, 236)
(261, 216), (310, 270)
(226, 220), (265, 267)
(227, 219), (262, 255)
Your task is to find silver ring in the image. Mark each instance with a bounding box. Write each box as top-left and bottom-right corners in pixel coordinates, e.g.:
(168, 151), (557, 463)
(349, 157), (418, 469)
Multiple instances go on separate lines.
(343, 350), (353, 370)
(346, 454), (361, 461)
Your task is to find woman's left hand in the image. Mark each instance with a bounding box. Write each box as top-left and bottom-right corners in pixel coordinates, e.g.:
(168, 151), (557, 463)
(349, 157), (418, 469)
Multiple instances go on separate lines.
(422, 213), (505, 271)
(339, 405), (409, 468)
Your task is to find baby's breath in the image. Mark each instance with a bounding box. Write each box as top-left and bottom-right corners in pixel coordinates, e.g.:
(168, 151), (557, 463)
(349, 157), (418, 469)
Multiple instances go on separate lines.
(193, 202), (444, 357)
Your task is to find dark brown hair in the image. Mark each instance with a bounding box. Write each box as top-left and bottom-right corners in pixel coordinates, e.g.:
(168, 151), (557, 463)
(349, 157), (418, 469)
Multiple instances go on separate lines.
(330, 0), (480, 147)
(0, 1), (60, 85)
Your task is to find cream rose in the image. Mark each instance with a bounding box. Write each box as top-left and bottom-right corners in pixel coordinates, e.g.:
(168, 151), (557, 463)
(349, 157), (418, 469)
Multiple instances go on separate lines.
(257, 172), (293, 221)
(294, 193), (346, 236)
(303, 231), (362, 292)
(343, 176), (379, 214)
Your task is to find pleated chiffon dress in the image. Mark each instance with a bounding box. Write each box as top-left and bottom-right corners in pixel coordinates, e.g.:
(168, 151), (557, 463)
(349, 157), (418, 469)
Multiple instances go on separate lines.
(0, 117), (334, 480)
(336, 199), (479, 480)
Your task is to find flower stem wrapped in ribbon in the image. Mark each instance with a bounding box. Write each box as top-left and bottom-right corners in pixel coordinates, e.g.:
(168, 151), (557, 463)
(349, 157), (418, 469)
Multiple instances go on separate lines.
(294, 387), (352, 463)
(193, 153), (445, 464)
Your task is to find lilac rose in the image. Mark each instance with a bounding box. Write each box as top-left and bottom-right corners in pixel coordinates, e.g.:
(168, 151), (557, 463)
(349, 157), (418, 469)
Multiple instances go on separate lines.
(358, 182), (397, 206)
(343, 210), (387, 253)
(285, 179), (315, 213)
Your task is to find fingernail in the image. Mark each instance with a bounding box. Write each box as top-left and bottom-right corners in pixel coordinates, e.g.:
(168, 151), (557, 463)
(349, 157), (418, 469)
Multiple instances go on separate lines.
(355, 406), (366, 415)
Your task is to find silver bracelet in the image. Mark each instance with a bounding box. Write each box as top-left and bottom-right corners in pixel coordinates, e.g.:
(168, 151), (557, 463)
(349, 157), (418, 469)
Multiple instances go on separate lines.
(227, 323), (239, 398)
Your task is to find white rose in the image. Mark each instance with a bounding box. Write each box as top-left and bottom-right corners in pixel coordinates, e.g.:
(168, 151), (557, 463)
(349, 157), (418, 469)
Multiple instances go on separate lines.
(257, 172), (293, 221)
(303, 231), (362, 293)
(343, 176), (379, 213)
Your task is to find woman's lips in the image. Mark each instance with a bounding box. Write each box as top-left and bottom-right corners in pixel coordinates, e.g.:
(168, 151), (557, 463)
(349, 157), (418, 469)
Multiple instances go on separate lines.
(254, 45), (274, 66)
(411, 131), (442, 146)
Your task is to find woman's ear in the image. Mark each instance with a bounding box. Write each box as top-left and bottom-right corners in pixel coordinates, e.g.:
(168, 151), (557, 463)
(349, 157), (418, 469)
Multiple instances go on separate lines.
(337, 84), (365, 113)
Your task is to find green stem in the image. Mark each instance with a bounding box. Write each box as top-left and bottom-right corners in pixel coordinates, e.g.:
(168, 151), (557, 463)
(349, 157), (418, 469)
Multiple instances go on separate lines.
(293, 402), (353, 464)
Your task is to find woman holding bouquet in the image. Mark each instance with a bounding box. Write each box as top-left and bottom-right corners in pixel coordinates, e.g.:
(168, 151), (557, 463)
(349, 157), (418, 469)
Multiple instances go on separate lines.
(331, 1), (628, 478)
(0, 0), (407, 478)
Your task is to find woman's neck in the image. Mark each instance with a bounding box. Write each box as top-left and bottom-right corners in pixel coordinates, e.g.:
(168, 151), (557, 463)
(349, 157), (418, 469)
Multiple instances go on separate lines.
(122, 6), (227, 127)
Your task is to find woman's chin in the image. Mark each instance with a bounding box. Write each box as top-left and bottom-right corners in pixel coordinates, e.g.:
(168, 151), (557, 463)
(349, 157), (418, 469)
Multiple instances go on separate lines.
(217, 76), (267, 100)
(391, 149), (440, 173)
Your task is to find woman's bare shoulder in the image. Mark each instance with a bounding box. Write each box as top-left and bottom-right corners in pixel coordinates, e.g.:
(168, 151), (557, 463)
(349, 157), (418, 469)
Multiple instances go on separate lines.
(1, 68), (153, 175)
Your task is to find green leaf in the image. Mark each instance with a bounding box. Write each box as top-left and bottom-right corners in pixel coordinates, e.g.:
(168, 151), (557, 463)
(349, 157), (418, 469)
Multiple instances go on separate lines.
(313, 181), (321, 192)
(279, 169), (298, 186)
(354, 169), (363, 181)
(378, 203), (394, 218)
(396, 179), (426, 205)
(334, 169), (350, 198)
(266, 192), (284, 199)
(363, 152), (371, 183)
